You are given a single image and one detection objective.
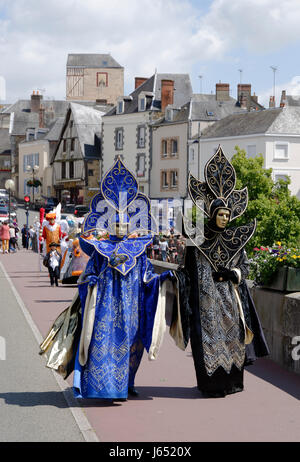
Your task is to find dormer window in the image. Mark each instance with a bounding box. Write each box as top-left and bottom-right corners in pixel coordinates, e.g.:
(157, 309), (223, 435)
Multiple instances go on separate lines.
(166, 108), (173, 121)
(117, 99), (124, 114)
(138, 95), (146, 112)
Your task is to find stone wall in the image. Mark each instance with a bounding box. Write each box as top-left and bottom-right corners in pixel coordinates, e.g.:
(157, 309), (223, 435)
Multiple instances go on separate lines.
(250, 285), (300, 375)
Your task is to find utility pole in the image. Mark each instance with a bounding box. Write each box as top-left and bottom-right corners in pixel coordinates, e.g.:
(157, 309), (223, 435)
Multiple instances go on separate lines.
(198, 75), (203, 94)
(238, 69), (243, 84)
(270, 66), (277, 106)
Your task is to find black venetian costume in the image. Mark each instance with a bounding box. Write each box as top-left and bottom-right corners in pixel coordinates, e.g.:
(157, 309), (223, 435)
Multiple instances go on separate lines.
(172, 146), (269, 397)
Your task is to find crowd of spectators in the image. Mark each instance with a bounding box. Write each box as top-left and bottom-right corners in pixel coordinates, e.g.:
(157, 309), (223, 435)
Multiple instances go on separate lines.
(146, 229), (186, 265)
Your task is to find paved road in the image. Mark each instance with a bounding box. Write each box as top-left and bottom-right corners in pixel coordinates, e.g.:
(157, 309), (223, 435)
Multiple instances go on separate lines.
(0, 228), (299, 441)
(0, 258), (90, 442)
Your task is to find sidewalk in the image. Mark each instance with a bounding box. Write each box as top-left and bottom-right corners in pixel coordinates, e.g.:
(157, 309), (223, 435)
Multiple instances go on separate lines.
(0, 248), (299, 442)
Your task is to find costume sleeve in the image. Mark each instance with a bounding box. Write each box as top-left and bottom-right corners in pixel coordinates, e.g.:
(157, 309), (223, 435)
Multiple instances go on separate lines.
(232, 250), (250, 283)
(140, 258), (174, 358)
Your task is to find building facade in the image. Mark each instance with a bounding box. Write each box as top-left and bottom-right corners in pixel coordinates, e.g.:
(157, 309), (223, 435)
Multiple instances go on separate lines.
(66, 53), (124, 105)
(102, 73), (193, 196)
(51, 103), (105, 205)
(199, 106), (300, 198)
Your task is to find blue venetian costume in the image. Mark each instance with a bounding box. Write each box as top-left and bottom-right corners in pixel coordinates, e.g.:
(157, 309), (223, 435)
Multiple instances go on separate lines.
(72, 158), (172, 400)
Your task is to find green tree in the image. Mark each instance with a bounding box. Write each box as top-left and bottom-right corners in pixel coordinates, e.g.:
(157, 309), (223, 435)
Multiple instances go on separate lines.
(231, 146), (300, 253)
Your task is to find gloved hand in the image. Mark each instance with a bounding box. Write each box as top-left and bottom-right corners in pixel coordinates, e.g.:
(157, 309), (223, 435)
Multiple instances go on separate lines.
(87, 275), (98, 287)
(212, 267), (239, 283)
(109, 253), (128, 267)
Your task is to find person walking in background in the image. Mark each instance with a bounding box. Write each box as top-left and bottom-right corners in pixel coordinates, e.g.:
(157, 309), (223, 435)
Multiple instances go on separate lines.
(9, 224), (17, 253)
(44, 242), (61, 287)
(159, 237), (169, 262)
(153, 235), (160, 260)
(0, 220), (10, 253)
(13, 222), (20, 250)
(168, 237), (177, 263)
(21, 224), (29, 249)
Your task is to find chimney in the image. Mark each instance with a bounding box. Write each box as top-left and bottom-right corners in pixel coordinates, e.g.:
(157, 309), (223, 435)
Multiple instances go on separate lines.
(269, 96), (275, 108)
(161, 79), (174, 112)
(237, 84), (251, 109)
(135, 77), (148, 89)
(216, 83), (230, 101)
(31, 90), (43, 113)
(280, 90), (287, 108)
(39, 104), (45, 128)
(239, 93), (248, 109)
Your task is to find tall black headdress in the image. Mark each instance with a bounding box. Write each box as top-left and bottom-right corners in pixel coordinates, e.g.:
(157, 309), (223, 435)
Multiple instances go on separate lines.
(184, 146), (256, 270)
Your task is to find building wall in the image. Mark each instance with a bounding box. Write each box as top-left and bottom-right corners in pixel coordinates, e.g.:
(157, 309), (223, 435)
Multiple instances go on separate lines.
(66, 67), (124, 105)
(18, 140), (49, 200)
(150, 122), (188, 199)
(102, 112), (151, 195)
(199, 135), (300, 198)
(199, 135), (267, 180)
(265, 136), (300, 198)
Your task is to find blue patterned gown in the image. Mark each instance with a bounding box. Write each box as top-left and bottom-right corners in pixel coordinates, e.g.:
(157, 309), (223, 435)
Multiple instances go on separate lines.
(73, 239), (170, 400)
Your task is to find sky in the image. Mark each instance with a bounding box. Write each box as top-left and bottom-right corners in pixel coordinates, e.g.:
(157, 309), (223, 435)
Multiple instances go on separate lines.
(1, 0), (300, 107)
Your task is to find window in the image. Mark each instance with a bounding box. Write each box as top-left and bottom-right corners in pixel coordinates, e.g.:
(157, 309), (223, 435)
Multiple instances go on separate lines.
(161, 139), (168, 158)
(274, 143), (289, 159)
(166, 108), (173, 121)
(97, 72), (108, 87)
(171, 139), (178, 157)
(23, 153), (39, 172)
(63, 139), (67, 152)
(88, 169), (94, 176)
(161, 171), (169, 189)
(115, 128), (124, 150)
(247, 145), (256, 158)
(161, 137), (179, 158)
(137, 154), (145, 177)
(117, 100), (124, 114)
(69, 161), (74, 179)
(170, 170), (178, 188)
(61, 161), (66, 179)
(137, 126), (145, 148)
(139, 97), (146, 112)
(189, 147), (195, 162)
(274, 171), (289, 183)
(71, 138), (75, 151)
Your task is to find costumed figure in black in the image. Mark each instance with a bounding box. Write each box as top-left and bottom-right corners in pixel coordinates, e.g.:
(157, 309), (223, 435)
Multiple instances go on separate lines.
(172, 146), (269, 398)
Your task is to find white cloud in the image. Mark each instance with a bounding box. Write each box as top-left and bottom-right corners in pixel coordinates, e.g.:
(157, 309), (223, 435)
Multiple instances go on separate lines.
(1, 0), (300, 101)
(259, 75), (300, 107)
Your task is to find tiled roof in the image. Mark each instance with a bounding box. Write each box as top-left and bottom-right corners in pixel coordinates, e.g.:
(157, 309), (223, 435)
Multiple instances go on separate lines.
(201, 106), (300, 138)
(67, 53), (123, 68)
(104, 73), (193, 116)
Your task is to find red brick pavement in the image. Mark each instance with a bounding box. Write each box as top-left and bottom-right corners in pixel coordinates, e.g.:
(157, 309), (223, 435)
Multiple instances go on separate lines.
(1, 249), (300, 442)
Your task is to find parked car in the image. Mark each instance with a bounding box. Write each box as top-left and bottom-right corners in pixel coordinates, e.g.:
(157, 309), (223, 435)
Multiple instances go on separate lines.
(74, 205), (89, 218)
(62, 203), (76, 214)
(0, 205), (16, 222)
(34, 196), (59, 213)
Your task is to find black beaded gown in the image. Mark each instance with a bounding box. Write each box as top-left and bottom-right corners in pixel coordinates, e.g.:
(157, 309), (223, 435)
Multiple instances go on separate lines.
(174, 245), (269, 398)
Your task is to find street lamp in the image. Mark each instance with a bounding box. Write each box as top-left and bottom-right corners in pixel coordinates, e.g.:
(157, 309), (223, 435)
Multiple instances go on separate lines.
(5, 178), (15, 223)
(26, 165), (39, 208)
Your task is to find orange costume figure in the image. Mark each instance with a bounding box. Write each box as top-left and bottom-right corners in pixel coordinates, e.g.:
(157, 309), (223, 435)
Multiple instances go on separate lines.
(42, 212), (63, 254)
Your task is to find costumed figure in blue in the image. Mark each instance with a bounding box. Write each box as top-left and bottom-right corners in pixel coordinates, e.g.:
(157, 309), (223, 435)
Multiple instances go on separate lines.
(39, 158), (172, 401)
(171, 146), (269, 398)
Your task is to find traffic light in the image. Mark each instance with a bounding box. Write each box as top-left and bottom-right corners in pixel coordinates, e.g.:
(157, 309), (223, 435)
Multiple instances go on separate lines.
(24, 195), (30, 212)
